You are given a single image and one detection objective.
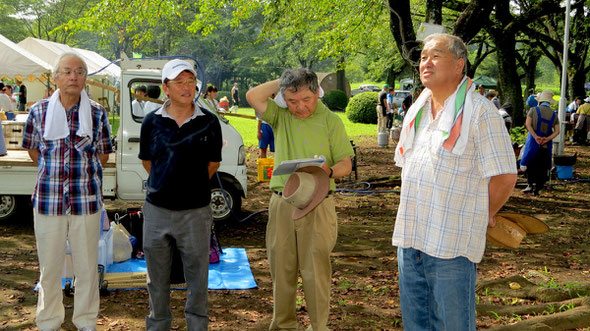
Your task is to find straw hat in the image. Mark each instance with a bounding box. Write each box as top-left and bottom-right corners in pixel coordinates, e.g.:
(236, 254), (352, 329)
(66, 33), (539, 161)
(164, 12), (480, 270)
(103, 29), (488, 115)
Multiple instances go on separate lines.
(536, 90), (556, 104)
(486, 213), (549, 248)
(282, 166), (330, 219)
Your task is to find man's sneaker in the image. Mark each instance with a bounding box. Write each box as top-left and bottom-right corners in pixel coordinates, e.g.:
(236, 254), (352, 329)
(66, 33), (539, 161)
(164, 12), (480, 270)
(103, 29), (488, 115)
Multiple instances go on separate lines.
(522, 185), (534, 193)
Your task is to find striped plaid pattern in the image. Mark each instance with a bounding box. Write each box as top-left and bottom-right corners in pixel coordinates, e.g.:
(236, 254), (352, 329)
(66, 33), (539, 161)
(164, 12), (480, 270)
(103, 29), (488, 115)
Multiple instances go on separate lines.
(393, 93), (516, 263)
(22, 98), (114, 216)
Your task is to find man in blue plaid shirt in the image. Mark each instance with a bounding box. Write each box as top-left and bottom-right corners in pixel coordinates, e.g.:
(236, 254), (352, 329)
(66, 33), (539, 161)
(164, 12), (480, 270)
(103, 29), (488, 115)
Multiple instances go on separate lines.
(22, 52), (114, 331)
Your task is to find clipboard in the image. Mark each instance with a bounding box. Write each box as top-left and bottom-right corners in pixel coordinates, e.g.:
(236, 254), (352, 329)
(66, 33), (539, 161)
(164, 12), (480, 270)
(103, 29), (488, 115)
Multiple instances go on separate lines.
(272, 156), (325, 176)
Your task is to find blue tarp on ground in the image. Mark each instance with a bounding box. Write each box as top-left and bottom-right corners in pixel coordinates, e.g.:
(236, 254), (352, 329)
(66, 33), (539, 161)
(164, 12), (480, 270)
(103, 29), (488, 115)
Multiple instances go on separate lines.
(37, 248), (258, 291)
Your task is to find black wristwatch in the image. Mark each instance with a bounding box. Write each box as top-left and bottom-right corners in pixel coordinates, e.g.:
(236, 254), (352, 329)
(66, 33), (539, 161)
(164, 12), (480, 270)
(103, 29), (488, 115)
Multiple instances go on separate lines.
(328, 167), (334, 178)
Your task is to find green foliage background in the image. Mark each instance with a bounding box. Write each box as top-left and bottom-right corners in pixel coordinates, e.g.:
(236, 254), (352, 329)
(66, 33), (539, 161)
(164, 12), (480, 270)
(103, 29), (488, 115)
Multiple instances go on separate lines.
(346, 92), (378, 124)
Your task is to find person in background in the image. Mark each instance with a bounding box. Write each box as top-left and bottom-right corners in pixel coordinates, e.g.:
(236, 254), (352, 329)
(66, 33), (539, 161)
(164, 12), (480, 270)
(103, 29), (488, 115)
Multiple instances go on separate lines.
(477, 84), (485, 96)
(257, 119), (275, 159)
(15, 80), (27, 111)
(143, 85), (163, 115)
(132, 85), (148, 117)
(486, 90), (501, 109)
(0, 83), (8, 156)
(393, 33), (516, 330)
(22, 52), (114, 331)
(218, 96), (229, 112)
(573, 97), (590, 145)
(139, 59), (222, 330)
(498, 102), (513, 133)
(400, 90), (413, 117)
(0, 83), (13, 113)
(247, 67), (354, 331)
(203, 85), (221, 113)
(231, 82), (240, 107)
(377, 84), (390, 132)
(566, 97), (583, 140)
(5, 85), (17, 111)
(386, 88), (396, 129)
(526, 89), (538, 108)
(520, 90), (560, 195)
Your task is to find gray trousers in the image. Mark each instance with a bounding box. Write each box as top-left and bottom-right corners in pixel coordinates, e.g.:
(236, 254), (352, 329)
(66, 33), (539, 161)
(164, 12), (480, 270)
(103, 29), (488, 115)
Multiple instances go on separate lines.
(143, 201), (212, 331)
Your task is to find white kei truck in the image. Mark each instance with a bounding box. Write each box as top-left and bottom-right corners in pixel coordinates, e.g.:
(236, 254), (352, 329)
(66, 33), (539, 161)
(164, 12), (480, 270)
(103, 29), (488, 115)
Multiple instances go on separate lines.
(0, 56), (248, 222)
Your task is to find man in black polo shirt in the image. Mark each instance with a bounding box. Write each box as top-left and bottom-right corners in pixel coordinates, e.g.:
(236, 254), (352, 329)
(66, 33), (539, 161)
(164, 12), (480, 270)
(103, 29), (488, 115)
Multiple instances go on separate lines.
(139, 59), (222, 331)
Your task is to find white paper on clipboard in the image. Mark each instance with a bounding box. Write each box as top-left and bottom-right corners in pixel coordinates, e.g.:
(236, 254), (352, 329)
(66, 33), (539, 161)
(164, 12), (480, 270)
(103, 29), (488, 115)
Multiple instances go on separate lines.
(272, 156), (325, 176)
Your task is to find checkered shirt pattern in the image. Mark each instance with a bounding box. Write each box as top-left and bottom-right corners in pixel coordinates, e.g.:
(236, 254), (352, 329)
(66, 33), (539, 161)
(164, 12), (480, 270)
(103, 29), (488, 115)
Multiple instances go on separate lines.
(393, 94), (516, 263)
(22, 98), (114, 216)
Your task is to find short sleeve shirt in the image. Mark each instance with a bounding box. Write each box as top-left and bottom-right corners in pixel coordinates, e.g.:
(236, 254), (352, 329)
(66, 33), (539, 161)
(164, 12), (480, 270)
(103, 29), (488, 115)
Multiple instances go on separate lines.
(261, 99), (354, 192)
(393, 94), (517, 263)
(577, 103), (590, 116)
(527, 104), (559, 136)
(139, 102), (222, 210)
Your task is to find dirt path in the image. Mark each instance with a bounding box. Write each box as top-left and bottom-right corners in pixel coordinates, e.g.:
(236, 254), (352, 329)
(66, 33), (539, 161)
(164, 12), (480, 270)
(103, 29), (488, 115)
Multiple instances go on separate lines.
(1, 137), (589, 330)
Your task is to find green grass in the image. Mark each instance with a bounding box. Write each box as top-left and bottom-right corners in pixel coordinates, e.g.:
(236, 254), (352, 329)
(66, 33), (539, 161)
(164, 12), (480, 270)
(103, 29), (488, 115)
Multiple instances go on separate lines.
(224, 107), (376, 147)
(108, 108), (376, 147)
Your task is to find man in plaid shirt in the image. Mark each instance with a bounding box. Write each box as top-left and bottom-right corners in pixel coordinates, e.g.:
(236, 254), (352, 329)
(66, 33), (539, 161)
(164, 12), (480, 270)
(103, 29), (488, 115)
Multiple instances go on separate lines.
(22, 53), (114, 331)
(393, 34), (517, 330)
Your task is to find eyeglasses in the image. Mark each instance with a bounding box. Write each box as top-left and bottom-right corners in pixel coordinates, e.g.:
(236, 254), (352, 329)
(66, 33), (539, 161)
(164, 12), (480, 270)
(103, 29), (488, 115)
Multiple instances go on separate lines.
(58, 68), (87, 76)
(168, 79), (197, 87)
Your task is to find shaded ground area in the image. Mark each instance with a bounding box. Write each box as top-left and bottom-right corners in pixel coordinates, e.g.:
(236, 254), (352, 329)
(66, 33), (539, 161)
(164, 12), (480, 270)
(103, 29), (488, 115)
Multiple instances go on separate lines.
(1, 137), (590, 330)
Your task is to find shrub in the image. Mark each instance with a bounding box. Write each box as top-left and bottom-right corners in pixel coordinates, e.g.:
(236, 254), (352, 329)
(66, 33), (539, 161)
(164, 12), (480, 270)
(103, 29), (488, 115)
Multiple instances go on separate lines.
(322, 89), (349, 111)
(346, 92), (378, 124)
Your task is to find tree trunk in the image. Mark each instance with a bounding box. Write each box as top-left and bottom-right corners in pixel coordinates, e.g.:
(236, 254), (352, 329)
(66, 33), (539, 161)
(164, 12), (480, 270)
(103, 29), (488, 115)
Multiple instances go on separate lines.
(387, 0), (421, 94)
(489, 0), (525, 126)
(524, 52), (540, 100)
(570, 66), (587, 100)
(336, 57), (346, 92)
(425, 0), (443, 24)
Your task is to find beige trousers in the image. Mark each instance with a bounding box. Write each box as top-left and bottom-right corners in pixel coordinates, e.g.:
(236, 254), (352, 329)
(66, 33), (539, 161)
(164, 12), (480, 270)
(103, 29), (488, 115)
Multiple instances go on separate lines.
(34, 211), (101, 330)
(376, 105), (385, 132)
(267, 194), (338, 331)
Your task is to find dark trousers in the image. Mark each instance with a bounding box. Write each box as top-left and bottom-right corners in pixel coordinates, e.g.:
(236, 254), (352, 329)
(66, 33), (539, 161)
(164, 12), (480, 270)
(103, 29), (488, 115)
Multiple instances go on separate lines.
(526, 147), (551, 191)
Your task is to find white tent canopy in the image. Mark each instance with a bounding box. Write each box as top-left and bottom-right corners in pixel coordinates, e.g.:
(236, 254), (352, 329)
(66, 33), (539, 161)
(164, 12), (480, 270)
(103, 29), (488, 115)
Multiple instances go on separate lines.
(18, 37), (120, 79)
(0, 34), (52, 81)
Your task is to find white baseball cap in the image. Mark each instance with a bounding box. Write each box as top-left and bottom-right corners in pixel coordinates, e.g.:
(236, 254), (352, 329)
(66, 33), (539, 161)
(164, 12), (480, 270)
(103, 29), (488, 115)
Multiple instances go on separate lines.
(162, 59), (196, 83)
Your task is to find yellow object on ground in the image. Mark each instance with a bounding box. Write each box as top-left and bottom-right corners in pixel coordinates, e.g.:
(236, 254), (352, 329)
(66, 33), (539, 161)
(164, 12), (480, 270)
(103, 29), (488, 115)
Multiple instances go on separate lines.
(257, 158), (274, 182)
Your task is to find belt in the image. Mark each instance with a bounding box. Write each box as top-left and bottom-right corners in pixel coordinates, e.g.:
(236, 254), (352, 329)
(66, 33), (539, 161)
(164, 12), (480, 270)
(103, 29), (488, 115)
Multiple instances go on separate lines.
(273, 190), (333, 197)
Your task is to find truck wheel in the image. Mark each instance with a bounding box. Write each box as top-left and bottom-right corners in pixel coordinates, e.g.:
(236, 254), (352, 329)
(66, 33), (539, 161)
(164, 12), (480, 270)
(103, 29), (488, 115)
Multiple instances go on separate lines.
(0, 195), (18, 222)
(210, 179), (241, 222)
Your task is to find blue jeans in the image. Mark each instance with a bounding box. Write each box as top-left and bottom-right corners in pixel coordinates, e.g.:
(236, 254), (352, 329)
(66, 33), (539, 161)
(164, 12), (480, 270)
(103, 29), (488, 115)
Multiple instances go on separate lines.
(397, 247), (476, 331)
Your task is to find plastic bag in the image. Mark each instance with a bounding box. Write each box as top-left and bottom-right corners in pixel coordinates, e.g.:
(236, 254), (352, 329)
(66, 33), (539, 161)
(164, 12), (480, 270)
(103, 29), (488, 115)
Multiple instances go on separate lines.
(112, 222), (132, 262)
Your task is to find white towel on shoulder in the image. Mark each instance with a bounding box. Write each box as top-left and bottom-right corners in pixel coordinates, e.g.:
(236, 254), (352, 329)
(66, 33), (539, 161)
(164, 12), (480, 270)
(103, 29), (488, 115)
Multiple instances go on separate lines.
(394, 76), (475, 167)
(44, 89), (93, 140)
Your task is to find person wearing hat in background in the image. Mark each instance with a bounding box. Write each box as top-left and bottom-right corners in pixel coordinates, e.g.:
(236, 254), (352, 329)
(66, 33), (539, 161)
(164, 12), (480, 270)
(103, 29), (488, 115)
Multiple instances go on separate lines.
(393, 33), (516, 330)
(573, 97), (590, 145)
(247, 68), (354, 331)
(377, 84), (390, 132)
(520, 90), (560, 195)
(139, 59), (222, 330)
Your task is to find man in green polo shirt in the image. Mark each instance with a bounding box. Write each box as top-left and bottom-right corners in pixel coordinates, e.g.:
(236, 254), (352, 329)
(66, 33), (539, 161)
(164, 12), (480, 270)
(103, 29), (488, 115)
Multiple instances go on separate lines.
(247, 68), (354, 331)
